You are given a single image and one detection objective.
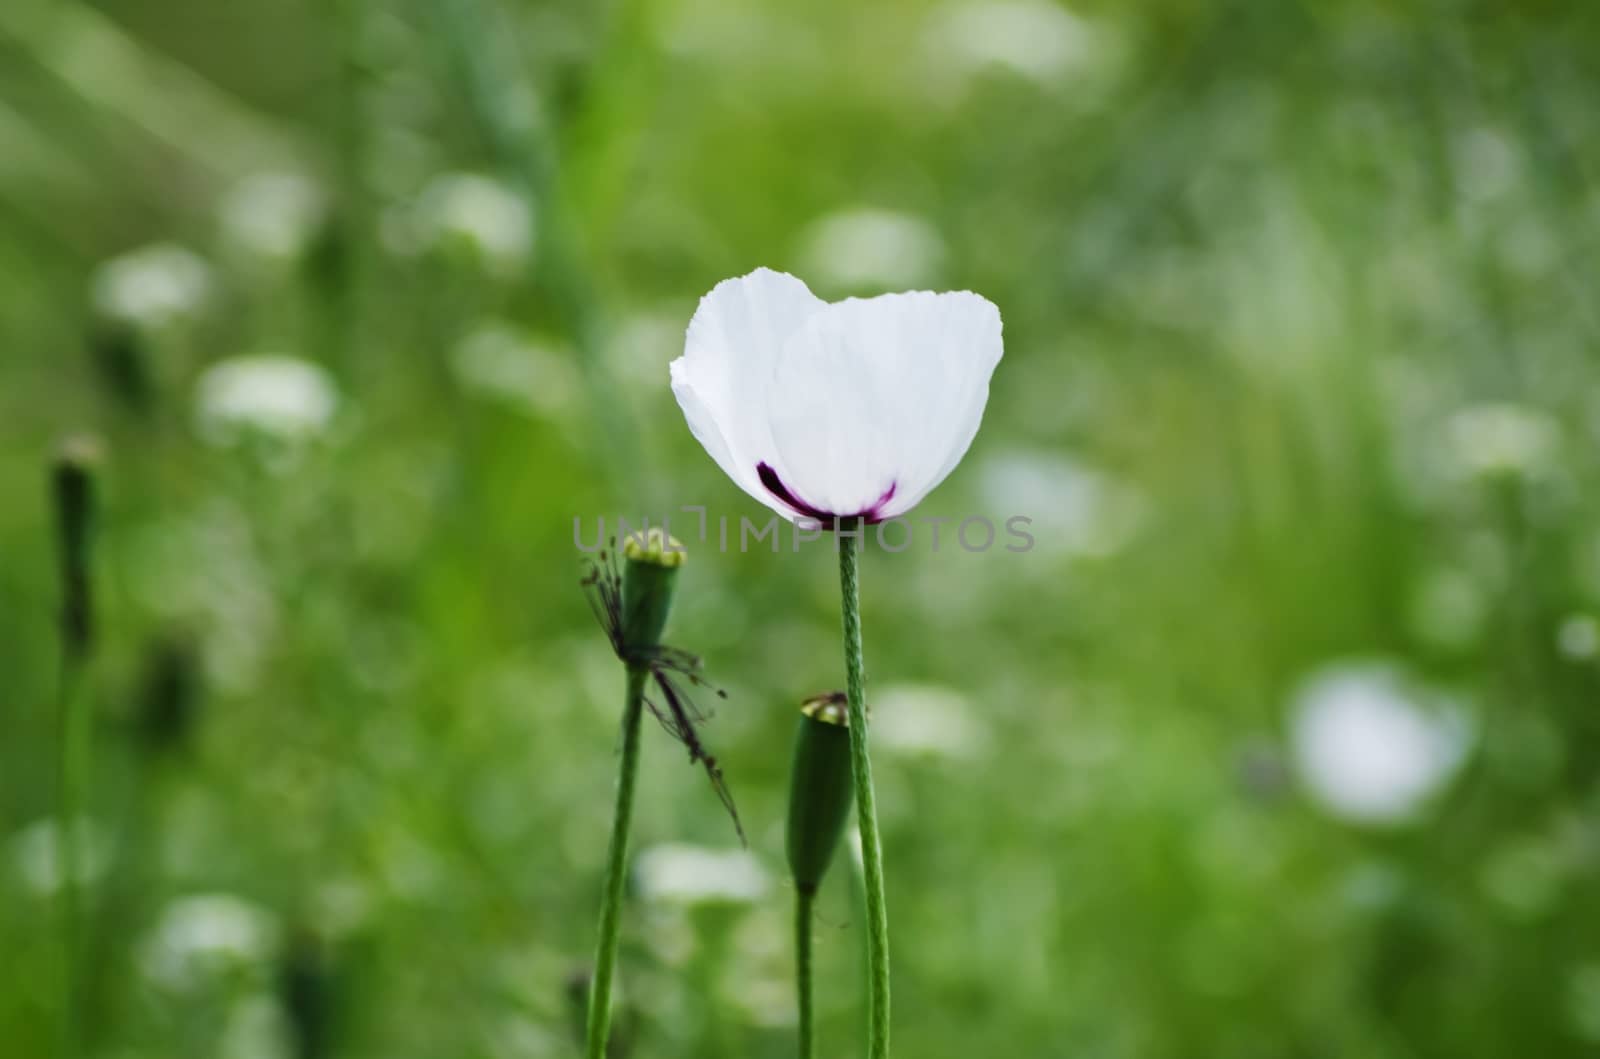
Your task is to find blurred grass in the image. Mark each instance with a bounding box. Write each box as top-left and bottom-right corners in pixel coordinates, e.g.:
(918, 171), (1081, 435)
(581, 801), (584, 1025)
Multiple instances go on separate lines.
(4, 0), (1600, 1056)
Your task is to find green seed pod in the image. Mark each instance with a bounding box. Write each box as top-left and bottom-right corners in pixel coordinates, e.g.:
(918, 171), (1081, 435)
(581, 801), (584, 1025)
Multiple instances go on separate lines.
(786, 692), (855, 896)
(620, 528), (685, 656)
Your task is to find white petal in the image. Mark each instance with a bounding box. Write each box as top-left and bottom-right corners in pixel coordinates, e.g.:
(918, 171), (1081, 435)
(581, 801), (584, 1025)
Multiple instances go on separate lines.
(764, 290), (1002, 519)
(669, 269), (826, 518)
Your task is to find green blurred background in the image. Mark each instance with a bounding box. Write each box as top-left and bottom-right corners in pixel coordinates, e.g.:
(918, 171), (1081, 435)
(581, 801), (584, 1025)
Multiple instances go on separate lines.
(5, 0), (1600, 1055)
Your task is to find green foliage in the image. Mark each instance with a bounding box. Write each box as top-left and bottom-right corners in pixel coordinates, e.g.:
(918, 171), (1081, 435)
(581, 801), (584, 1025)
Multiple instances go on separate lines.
(3, 0), (1600, 1056)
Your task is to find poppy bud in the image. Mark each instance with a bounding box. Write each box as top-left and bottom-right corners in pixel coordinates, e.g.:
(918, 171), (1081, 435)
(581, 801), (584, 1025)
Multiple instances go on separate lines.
(89, 320), (154, 414)
(280, 927), (336, 1059)
(620, 528), (684, 656)
(136, 635), (202, 755)
(786, 692), (855, 896)
(52, 436), (102, 659)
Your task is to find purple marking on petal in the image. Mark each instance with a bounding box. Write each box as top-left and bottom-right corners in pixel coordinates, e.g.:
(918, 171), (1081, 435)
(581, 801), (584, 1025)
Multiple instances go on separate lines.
(756, 463), (898, 528)
(864, 481), (898, 522)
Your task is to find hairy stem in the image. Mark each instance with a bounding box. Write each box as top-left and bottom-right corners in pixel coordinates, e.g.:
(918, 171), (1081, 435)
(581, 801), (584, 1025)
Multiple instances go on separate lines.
(837, 529), (890, 1059)
(586, 665), (648, 1059)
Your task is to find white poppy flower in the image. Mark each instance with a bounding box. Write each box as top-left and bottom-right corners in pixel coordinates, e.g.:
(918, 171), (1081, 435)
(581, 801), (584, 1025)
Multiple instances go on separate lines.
(670, 268), (1002, 526)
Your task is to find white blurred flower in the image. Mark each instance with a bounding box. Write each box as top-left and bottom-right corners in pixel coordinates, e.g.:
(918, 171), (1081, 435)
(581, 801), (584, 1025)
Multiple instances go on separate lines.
(140, 894), (278, 991)
(1558, 615), (1600, 661)
(219, 171), (325, 263)
(92, 243), (213, 327)
(976, 449), (1145, 558)
(612, 309), (684, 388)
(451, 321), (577, 416)
(196, 355), (339, 447)
(634, 843), (770, 906)
(797, 208), (945, 291)
(1288, 662), (1471, 826)
(10, 818), (111, 896)
(411, 172), (532, 272)
(873, 683), (987, 759)
(924, 1), (1113, 88)
(1445, 402), (1560, 479)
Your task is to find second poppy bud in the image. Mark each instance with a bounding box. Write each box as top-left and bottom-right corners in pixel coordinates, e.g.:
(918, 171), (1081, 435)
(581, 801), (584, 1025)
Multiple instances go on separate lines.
(786, 692), (856, 897)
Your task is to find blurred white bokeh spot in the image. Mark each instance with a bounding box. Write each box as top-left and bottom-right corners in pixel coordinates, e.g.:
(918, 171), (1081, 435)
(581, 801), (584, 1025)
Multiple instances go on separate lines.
(634, 843), (769, 906)
(976, 449), (1146, 559)
(140, 894), (279, 992)
(611, 308), (686, 388)
(1288, 662), (1472, 826)
(196, 354), (339, 447)
(924, 1), (1116, 89)
(1557, 614), (1600, 661)
(873, 683), (988, 759)
(92, 242), (213, 327)
(797, 207), (945, 291)
(10, 817), (112, 896)
(219, 171), (325, 263)
(451, 320), (578, 416)
(1445, 401), (1561, 480)
(409, 171), (532, 273)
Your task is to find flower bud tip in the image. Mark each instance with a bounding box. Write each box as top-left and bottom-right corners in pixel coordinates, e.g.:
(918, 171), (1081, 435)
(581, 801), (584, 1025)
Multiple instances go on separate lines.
(622, 527), (686, 568)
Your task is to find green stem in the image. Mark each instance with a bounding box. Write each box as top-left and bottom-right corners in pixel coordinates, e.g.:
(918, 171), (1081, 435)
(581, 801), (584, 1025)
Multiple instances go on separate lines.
(837, 528), (890, 1059)
(796, 887), (816, 1059)
(586, 665), (648, 1059)
(56, 657), (89, 1059)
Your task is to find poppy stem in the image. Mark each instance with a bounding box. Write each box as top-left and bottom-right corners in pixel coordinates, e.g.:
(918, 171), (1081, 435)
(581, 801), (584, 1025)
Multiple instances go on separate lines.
(585, 664), (648, 1059)
(795, 887), (816, 1059)
(55, 660), (89, 1059)
(836, 525), (890, 1059)
(52, 441), (97, 1059)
